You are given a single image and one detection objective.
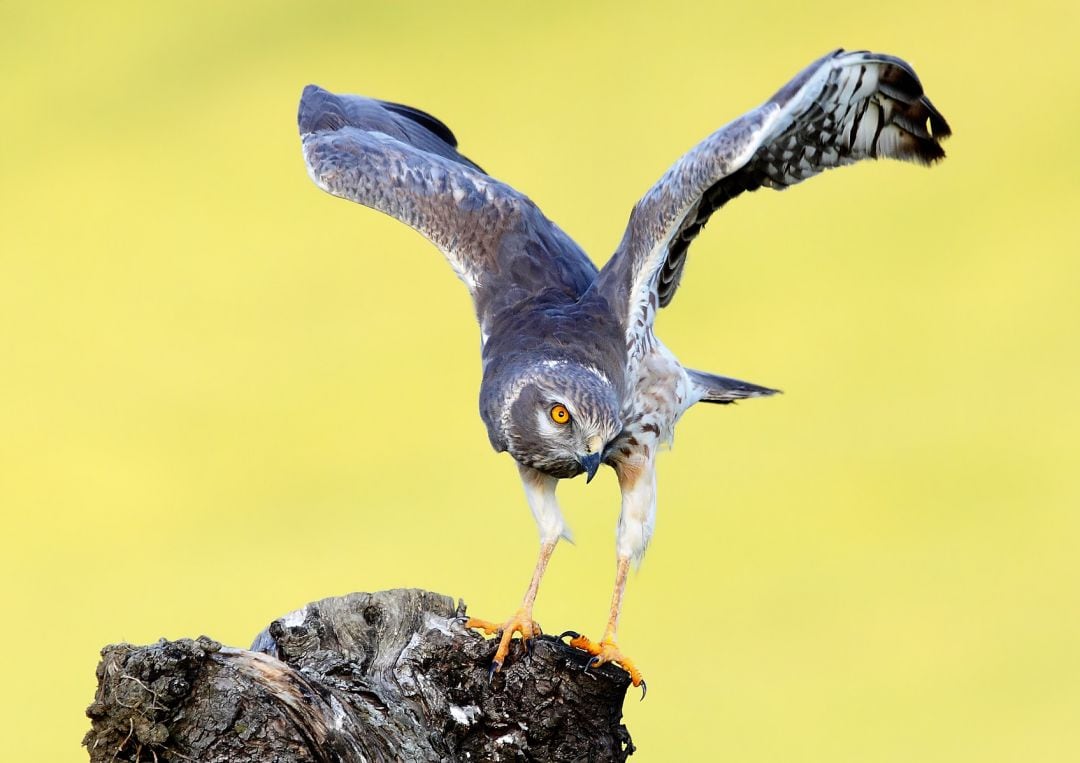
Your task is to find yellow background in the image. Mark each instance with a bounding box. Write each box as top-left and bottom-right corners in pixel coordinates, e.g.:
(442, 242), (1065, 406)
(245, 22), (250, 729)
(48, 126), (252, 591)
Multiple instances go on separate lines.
(3, 1), (1078, 759)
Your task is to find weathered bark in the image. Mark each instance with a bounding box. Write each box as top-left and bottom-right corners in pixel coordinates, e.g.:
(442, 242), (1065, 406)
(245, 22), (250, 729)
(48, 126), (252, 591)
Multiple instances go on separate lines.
(84, 589), (634, 762)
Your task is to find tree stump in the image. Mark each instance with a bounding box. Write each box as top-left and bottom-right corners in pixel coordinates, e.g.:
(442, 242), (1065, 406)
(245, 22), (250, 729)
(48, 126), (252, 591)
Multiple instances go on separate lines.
(84, 589), (635, 761)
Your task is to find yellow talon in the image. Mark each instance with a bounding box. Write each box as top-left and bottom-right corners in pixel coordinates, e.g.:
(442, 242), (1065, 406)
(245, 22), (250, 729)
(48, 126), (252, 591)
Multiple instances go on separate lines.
(565, 633), (645, 690)
(466, 608), (541, 674)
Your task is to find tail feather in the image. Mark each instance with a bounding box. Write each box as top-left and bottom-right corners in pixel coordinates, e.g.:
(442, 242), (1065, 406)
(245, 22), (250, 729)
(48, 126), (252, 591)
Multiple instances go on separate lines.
(688, 369), (780, 404)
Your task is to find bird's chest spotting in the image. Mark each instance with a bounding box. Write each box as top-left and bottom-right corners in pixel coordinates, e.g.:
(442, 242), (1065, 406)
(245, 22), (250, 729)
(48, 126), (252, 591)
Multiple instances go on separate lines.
(609, 338), (690, 465)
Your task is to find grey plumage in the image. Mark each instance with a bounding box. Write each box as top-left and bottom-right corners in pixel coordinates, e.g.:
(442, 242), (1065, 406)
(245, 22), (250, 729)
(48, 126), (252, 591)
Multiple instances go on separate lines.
(593, 50), (951, 335)
(299, 85), (596, 335)
(297, 49), (950, 683)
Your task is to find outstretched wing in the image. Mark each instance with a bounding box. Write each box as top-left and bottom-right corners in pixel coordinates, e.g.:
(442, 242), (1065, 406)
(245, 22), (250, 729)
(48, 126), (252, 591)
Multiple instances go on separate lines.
(298, 85), (596, 329)
(594, 49), (951, 342)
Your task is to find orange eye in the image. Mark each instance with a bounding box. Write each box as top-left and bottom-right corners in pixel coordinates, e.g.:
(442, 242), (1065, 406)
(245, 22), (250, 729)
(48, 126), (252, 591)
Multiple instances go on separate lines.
(550, 404), (571, 425)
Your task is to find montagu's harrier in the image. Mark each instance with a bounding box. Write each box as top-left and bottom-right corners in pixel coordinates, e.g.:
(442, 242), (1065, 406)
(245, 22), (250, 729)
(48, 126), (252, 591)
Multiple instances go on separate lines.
(298, 49), (950, 693)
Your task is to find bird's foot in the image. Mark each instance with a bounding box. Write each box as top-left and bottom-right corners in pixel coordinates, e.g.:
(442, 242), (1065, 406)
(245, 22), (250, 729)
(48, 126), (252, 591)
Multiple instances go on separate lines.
(466, 609), (541, 679)
(560, 631), (646, 699)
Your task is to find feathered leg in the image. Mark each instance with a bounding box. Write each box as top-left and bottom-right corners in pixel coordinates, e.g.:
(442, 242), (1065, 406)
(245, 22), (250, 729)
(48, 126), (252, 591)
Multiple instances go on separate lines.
(467, 464), (568, 676)
(564, 454), (654, 696)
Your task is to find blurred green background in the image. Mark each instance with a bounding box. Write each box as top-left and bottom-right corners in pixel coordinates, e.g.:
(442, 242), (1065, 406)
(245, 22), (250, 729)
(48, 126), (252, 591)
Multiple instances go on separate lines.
(3, 1), (1078, 759)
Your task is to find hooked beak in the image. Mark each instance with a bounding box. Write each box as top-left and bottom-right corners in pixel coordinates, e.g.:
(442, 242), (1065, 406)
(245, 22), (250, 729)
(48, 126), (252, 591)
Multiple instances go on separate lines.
(579, 452), (602, 483)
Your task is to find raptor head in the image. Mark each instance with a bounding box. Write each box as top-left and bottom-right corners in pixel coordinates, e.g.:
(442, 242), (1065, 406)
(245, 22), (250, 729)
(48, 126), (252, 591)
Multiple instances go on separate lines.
(495, 360), (622, 481)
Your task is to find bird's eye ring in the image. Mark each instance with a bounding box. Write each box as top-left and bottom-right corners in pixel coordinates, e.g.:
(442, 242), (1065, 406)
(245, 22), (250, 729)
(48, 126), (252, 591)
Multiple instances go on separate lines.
(550, 404), (571, 425)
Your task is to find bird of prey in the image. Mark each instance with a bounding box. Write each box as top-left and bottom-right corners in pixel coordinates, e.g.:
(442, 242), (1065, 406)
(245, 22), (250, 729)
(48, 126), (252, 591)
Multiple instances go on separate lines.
(297, 49), (950, 693)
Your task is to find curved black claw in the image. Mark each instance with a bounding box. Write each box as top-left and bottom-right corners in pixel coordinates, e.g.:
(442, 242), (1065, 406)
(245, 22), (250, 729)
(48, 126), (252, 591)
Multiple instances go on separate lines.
(488, 659), (502, 683)
(639, 680), (647, 701)
(585, 655), (602, 672)
(558, 630), (581, 641)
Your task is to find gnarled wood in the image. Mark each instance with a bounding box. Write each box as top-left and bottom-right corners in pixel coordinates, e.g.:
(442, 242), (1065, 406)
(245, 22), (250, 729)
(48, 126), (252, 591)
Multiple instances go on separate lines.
(85, 589), (635, 762)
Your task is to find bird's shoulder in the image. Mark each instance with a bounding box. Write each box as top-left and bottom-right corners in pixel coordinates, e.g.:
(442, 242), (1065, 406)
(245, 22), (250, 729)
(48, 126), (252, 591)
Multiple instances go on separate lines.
(482, 290), (622, 364)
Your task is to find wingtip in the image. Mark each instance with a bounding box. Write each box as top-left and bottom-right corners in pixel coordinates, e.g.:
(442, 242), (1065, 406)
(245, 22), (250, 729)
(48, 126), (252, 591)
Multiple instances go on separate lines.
(923, 97), (953, 141)
(297, 83), (341, 135)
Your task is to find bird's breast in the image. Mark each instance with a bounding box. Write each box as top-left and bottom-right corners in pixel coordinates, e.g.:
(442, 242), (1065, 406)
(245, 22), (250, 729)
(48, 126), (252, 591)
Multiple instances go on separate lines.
(609, 338), (691, 465)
